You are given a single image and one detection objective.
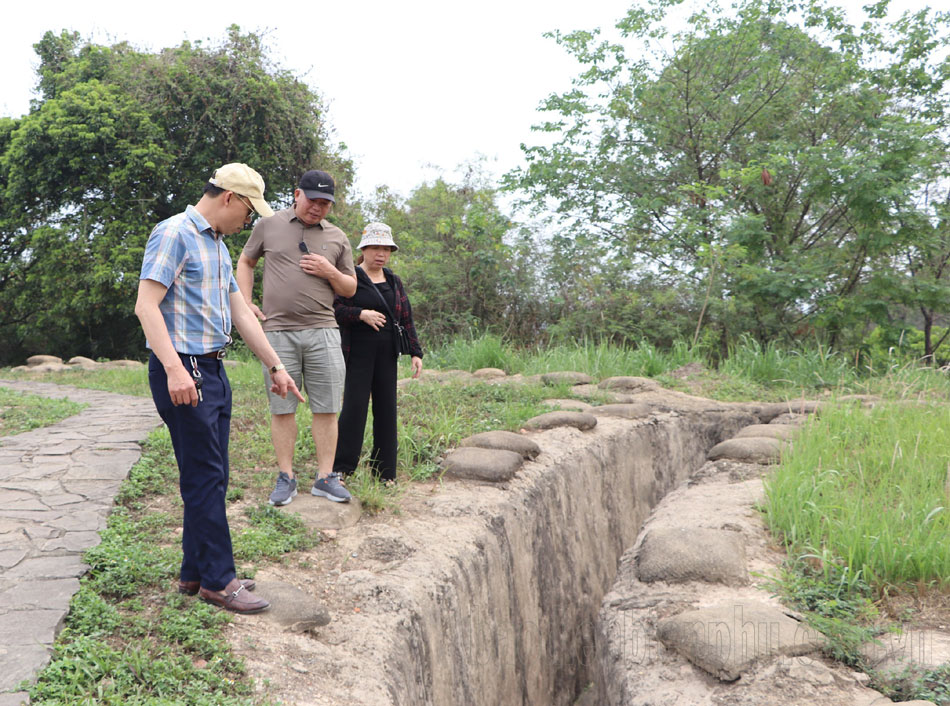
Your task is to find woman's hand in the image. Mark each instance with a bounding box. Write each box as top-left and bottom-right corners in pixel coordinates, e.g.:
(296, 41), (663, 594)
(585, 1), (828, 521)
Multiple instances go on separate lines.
(359, 309), (386, 331)
(411, 356), (423, 379)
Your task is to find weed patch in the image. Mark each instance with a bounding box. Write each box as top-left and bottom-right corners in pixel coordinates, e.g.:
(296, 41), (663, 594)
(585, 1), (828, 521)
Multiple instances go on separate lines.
(83, 508), (179, 599)
(29, 631), (252, 705)
(765, 397), (950, 702)
(232, 503), (319, 562)
(345, 468), (403, 513)
(765, 400), (950, 588)
(884, 664), (950, 705)
(0, 387), (85, 436)
(117, 428), (177, 503)
(766, 559), (879, 665)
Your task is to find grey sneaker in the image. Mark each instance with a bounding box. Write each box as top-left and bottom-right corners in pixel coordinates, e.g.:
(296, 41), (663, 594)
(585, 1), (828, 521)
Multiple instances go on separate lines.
(268, 472), (297, 506)
(311, 472), (351, 503)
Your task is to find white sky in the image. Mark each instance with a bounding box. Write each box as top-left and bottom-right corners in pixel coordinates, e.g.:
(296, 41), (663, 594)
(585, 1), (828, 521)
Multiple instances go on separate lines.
(2, 0), (632, 200)
(2, 0), (939, 201)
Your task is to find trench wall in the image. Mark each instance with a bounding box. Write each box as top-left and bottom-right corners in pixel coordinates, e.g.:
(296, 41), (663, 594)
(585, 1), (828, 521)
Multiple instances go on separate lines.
(375, 409), (755, 705)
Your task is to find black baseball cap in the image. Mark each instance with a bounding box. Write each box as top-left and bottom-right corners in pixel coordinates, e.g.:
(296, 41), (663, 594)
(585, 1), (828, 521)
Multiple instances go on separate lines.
(299, 170), (335, 203)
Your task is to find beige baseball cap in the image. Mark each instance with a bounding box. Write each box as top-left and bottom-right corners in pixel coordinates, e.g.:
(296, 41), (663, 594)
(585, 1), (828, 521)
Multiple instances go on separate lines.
(357, 222), (398, 251)
(209, 163), (274, 218)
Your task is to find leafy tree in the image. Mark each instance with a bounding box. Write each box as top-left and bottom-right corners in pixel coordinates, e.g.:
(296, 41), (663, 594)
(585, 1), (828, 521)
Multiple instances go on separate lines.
(0, 27), (351, 364)
(865, 7), (950, 362)
(508, 0), (950, 355)
(361, 167), (536, 344)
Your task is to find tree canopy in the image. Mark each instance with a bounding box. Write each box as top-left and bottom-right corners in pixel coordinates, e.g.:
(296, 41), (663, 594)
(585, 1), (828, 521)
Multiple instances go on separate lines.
(5, 3), (950, 366)
(0, 27), (351, 364)
(508, 0), (950, 358)
(360, 166), (537, 343)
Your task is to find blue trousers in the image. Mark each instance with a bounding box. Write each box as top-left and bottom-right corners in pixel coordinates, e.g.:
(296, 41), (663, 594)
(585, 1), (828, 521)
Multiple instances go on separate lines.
(148, 353), (235, 591)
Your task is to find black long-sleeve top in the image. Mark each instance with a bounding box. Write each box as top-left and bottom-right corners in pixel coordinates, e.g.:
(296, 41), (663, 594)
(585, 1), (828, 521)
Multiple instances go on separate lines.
(333, 266), (423, 358)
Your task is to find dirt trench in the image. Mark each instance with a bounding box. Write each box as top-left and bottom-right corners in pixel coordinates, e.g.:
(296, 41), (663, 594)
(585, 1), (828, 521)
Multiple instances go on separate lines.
(237, 404), (757, 705)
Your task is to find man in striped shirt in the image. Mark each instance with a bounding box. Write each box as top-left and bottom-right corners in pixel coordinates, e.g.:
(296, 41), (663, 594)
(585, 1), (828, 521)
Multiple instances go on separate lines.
(135, 163), (303, 614)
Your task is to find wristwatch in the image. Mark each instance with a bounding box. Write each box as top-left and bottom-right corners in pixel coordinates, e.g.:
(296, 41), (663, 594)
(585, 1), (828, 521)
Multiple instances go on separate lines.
(269, 363), (285, 374)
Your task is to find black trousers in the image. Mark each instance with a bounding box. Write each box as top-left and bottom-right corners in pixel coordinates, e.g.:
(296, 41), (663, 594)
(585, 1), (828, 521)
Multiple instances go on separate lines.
(334, 329), (399, 480)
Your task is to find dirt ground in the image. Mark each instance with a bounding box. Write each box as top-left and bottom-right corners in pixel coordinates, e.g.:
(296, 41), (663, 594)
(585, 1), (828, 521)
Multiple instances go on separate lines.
(222, 421), (620, 706)
(237, 488), (949, 706)
(199, 381), (950, 706)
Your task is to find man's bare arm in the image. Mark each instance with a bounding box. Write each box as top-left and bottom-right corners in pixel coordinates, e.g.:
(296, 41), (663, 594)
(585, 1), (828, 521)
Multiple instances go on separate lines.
(230, 292), (305, 402)
(236, 253), (266, 321)
(134, 279), (198, 407)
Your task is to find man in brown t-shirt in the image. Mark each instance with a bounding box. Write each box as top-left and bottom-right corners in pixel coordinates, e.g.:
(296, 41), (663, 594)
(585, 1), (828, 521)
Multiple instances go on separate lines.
(237, 170), (357, 505)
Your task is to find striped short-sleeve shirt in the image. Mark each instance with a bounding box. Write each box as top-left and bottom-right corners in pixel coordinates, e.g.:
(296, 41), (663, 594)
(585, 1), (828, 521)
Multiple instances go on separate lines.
(140, 205), (239, 354)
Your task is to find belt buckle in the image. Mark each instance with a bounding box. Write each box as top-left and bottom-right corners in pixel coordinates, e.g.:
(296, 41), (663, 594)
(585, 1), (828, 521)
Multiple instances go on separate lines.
(215, 349), (227, 360)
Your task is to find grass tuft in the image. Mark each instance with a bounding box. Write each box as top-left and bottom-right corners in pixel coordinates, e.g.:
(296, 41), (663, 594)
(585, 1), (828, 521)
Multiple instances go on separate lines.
(765, 400), (950, 589)
(0, 387), (86, 436)
(232, 503), (319, 561)
(83, 508), (179, 599)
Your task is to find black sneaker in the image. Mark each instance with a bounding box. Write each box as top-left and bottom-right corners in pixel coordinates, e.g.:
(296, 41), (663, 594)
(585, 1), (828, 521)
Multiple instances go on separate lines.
(311, 472), (351, 503)
(269, 472), (298, 506)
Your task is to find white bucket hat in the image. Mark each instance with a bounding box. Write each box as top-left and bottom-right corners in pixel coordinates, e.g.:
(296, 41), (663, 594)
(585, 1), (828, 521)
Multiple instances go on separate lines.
(357, 222), (398, 251)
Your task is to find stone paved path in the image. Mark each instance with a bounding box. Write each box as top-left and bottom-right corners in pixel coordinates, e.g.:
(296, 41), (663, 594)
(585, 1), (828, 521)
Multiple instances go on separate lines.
(0, 379), (161, 704)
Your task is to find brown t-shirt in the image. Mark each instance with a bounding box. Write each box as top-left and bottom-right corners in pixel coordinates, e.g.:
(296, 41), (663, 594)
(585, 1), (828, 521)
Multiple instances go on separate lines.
(242, 207), (355, 331)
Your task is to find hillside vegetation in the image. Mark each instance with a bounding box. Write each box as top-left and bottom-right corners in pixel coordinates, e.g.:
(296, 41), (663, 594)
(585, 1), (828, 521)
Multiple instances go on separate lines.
(1, 0), (948, 372)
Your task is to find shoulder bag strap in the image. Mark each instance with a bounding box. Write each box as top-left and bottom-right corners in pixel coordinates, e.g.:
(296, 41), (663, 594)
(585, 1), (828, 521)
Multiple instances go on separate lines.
(363, 269), (398, 323)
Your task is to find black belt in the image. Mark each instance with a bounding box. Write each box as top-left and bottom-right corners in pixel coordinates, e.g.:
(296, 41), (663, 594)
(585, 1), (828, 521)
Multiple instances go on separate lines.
(190, 350), (227, 360)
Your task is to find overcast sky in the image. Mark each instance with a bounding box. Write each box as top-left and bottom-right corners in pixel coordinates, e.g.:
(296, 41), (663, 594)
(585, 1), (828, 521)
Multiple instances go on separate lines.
(2, 0), (938, 201)
(3, 0), (632, 199)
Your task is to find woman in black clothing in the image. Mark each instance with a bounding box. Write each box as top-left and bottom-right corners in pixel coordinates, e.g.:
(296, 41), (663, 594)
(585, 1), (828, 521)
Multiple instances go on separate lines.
(333, 223), (423, 482)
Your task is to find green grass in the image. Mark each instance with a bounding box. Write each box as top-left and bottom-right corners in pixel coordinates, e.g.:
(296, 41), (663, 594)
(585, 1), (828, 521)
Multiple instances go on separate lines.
(0, 387), (86, 436)
(82, 507), (180, 600)
(887, 665), (950, 705)
(719, 335), (858, 390)
(232, 503), (319, 561)
(765, 400), (950, 589)
(30, 625), (251, 705)
(10, 338), (950, 703)
(2, 366), (153, 397)
(23, 424), (306, 705)
(765, 558), (879, 666)
(395, 378), (559, 475)
(857, 357), (950, 401)
(764, 396), (950, 702)
(425, 332), (518, 372)
(426, 334), (702, 379)
(522, 338), (700, 379)
(344, 468), (404, 513)
(423, 333), (905, 402)
(340, 377), (563, 507)
(116, 430), (177, 503)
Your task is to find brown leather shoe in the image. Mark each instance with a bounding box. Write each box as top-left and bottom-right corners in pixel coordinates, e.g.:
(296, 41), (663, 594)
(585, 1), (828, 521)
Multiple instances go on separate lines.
(178, 578), (255, 596)
(198, 579), (270, 614)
